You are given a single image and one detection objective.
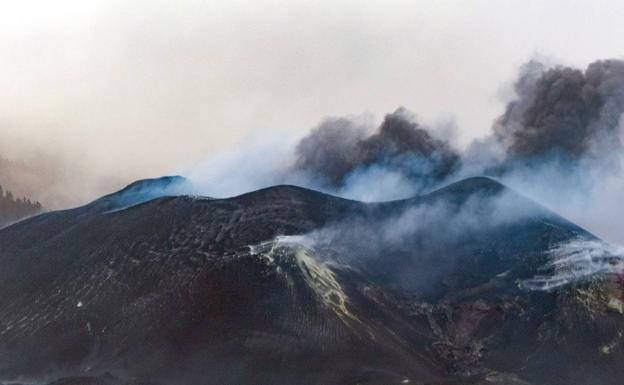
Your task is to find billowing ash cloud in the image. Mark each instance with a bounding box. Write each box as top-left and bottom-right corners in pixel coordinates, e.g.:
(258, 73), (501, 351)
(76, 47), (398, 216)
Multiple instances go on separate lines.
(462, 59), (624, 244)
(493, 59), (624, 161)
(473, 60), (624, 248)
(293, 108), (460, 190)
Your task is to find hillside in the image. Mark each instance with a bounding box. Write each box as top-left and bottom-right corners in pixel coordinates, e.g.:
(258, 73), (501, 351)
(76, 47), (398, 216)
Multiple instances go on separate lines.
(0, 177), (621, 385)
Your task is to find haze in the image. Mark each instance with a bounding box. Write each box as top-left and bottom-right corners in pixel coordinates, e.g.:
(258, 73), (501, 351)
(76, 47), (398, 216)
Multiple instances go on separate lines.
(1, 0), (623, 207)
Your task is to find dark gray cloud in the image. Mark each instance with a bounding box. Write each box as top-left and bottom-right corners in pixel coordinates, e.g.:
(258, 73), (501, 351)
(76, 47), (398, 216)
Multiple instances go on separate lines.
(458, 59), (624, 243)
(494, 59), (624, 161)
(293, 108), (460, 189)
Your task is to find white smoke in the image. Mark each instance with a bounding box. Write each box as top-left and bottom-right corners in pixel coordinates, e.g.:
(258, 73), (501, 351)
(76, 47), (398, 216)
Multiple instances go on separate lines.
(180, 133), (298, 198)
(159, 58), (624, 248)
(521, 239), (624, 291)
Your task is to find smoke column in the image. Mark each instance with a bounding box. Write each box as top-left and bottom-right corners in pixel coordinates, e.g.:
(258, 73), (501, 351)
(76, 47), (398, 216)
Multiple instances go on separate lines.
(293, 107), (460, 192)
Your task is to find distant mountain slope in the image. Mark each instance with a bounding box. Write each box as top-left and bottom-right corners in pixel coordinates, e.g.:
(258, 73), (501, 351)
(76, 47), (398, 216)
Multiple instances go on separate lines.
(0, 177), (621, 385)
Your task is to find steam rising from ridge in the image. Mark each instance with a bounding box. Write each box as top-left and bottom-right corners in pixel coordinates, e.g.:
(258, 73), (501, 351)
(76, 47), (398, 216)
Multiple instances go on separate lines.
(185, 58), (624, 246)
(186, 57), (624, 293)
(5, 56), (624, 246)
(521, 239), (624, 291)
(474, 60), (624, 244)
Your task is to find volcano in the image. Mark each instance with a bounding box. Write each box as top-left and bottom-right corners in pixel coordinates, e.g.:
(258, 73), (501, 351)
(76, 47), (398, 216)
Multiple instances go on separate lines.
(0, 177), (622, 385)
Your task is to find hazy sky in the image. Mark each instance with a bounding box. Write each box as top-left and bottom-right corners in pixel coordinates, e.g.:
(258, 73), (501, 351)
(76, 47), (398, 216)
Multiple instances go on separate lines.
(1, 0), (623, 206)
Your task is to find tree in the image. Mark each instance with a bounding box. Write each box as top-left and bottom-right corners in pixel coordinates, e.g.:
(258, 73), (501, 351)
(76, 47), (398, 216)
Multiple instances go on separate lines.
(0, 183), (43, 228)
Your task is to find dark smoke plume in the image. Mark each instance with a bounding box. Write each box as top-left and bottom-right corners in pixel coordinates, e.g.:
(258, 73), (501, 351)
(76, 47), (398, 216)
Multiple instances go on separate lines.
(460, 58), (624, 244)
(494, 59), (624, 161)
(293, 107), (460, 189)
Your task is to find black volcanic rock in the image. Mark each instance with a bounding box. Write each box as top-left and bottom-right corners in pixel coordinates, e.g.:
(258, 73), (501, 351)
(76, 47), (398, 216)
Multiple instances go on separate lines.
(0, 177), (621, 385)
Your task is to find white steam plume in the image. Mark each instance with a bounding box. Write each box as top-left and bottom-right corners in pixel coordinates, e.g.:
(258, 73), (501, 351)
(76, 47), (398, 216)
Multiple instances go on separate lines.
(521, 239), (624, 291)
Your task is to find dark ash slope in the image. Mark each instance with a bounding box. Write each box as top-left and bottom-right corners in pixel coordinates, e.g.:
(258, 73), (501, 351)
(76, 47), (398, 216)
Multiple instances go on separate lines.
(0, 177), (621, 385)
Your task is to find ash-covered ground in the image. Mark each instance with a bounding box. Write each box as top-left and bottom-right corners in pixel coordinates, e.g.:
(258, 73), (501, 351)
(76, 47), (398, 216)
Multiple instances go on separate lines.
(0, 176), (623, 385)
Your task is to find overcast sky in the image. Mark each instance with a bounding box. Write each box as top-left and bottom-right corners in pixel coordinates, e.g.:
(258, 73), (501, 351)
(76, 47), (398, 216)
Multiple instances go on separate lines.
(1, 0), (623, 206)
